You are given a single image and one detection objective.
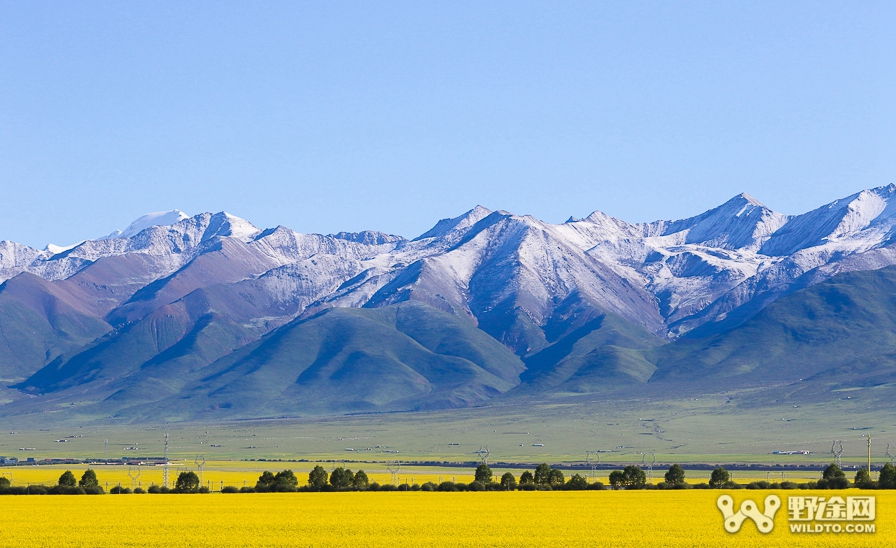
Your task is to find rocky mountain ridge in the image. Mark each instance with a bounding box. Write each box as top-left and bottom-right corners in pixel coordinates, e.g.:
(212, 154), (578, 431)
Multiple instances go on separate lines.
(3, 185), (896, 421)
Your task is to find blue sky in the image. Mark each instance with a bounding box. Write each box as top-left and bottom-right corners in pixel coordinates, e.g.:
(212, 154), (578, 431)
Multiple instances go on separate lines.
(1, 1), (894, 247)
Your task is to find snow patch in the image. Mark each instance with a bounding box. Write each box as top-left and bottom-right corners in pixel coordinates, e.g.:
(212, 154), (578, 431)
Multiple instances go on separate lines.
(101, 210), (190, 240)
(45, 242), (83, 255)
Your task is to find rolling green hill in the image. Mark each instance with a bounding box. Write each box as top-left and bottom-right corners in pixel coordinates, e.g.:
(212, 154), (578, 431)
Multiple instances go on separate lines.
(516, 312), (665, 393)
(10, 264), (896, 423)
(162, 301), (526, 418)
(0, 273), (111, 380)
(651, 265), (896, 389)
(14, 301), (528, 421)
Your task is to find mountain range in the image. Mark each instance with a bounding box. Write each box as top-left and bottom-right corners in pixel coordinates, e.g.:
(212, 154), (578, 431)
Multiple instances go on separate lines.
(3, 185), (896, 422)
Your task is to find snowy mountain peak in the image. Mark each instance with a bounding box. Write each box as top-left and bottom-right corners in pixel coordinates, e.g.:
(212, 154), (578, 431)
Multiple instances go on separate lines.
(414, 205), (493, 240)
(202, 212), (261, 242)
(707, 193), (769, 216)
(101, 210), (190, 240)
(638, 193), (788, 251)
(760, 185), (896, 256)
(330, 231), (405, 245)
(734, 192), (763, 207)
(11, 187), (896, 349)
(44, 242), (83, 255)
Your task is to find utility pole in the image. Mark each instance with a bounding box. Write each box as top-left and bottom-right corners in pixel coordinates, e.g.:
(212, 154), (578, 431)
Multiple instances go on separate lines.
(867, 434), (872, 475)
(163, 433), (170, 488)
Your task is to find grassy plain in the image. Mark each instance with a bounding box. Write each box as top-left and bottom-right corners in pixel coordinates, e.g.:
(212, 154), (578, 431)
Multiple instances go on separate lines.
(0, 491), (890, 547)
(2, 385), (893, 469)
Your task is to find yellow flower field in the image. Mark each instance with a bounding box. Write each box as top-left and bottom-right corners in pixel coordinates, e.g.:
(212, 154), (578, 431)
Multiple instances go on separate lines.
(0, 490), (890, 547)
(0, 462), (826, 490)
(1, 463), (478, 489)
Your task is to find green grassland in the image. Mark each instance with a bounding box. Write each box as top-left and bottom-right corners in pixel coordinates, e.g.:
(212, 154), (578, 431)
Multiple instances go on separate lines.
(2, 382), (892, 470)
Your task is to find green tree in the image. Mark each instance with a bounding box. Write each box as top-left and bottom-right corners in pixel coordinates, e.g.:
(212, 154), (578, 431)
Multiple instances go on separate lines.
(272, 470), (298, 492)
(474, 464), (493, 483)
(256, 471), (276, 491)
(854, 467), (872, 487)
(878, 463), (896, 489)
(519, 471), (534, 485)
(549, 468), (565, 487)
(500, 472), (516, 490)
(79, 469), (99, 488)
(353, 470), (369, 489)
(664, 464), (686, 486)
(58, 470), (77, 487)
(175, 471), (200, 493)
(608, 470), (625, 488)
(308, 465), (329, 490)
(621, 465), (646, 487)
(567, 474), (588, 490)
(0, 477), (10, 489)
(819, 463), (849, 489)
(822, 463), (846, 480)
(709, 467), (730, 488)
(330, 467), (354, 489)
(534, 463), (552, 485)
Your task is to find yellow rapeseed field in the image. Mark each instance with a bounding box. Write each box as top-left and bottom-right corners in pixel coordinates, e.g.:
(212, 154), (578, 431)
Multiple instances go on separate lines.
(1, 464), (473, 489)
(0, 490), (891, 547)
(0, 463), (825, 489)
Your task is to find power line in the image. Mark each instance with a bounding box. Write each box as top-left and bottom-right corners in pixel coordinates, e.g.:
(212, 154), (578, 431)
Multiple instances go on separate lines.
(387, 461), (401, 486)
(585, 451), (601, 479)
(195, 455), (206, 485)
(127, 466), (141, 489)
(831, 440), (844, 468)
(646, 452), (656, 483)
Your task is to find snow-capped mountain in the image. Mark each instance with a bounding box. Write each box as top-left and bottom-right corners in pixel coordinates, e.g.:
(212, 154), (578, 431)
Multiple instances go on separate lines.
(100, 209), (191, 240)
(4, 185), (896, 420)
(5, 187), (896, 341)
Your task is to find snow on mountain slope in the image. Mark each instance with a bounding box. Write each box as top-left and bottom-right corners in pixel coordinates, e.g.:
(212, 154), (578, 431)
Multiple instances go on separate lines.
(6, 186), (896, 346)
(333, 211), (667, 355)
(101, 210), (190, 240)
(668, 185), (896, 336)
(549, 186), (896, 336)
(330, 230), (405, 245)
(1, 212), (400, 286)
(761, 185), (896, 256)
(45, 242), (83, 255)
(413, 206), (493, 241)
(12, 189), (896, 420)
(0, 241), (46, 281)
(552, 196), (782, 330)
(40, 210), (189, 256)
(251, 255), (367, 311)
(643, 193), (790, 251)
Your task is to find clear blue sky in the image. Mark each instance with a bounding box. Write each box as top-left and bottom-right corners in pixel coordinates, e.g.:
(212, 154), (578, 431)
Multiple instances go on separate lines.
(1, 1), (894, 247)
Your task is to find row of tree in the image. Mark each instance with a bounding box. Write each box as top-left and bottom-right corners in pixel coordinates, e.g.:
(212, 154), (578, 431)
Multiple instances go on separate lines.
(0, 469), (104, 495)
(217, 464), (598, 493)
(814, 462), (896, 490)
(606, 462), (896, 490)
(7, 461), (894, 495)
(0, 469), (211, 495)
